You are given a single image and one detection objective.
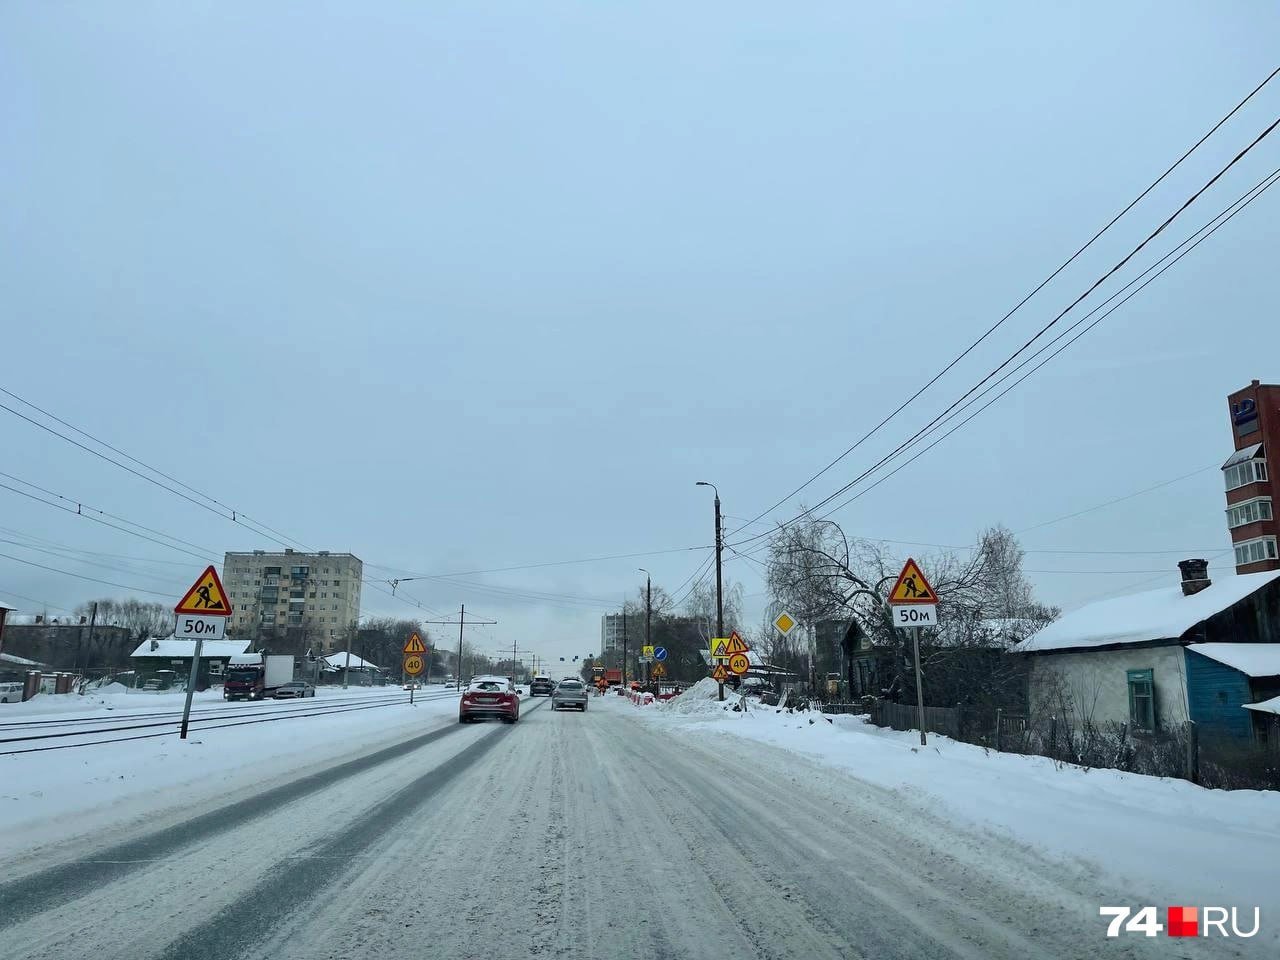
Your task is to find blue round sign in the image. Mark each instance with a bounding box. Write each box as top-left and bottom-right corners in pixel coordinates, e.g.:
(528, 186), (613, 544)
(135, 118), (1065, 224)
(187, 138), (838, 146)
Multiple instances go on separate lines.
(653, 646), (668, 662)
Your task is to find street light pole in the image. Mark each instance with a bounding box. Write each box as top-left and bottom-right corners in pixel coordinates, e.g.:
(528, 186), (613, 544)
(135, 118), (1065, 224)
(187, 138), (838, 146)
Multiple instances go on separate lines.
(696, 481), (725, 701)
(639, 568), (652, 691)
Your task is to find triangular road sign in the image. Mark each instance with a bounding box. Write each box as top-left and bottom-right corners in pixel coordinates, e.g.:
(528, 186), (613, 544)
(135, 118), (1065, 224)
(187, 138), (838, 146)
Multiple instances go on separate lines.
(175, 565), (232, 616)
(725, 631), (749, 655)
(710, 638), (729, 660)
(888, 558), (937, 604)
(711, 663), (729, 682)
(403, 632), (427, 654)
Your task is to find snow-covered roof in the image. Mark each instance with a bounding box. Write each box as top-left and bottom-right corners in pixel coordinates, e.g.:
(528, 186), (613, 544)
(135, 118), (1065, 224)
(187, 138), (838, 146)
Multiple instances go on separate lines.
(1186, 643), (1280, 677)
(130, 638), (250, 659)
(1014, 571), (1280, 653)
(320, 652), (380, 671)
(1243, 695), (1280, 716)
(1222, 443), (1263, 469)
(0, 651), (43, 667)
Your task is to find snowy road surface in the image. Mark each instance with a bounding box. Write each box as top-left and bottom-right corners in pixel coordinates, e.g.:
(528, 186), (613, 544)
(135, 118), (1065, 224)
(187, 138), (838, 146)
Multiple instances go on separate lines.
(0, 694), (1244, 960)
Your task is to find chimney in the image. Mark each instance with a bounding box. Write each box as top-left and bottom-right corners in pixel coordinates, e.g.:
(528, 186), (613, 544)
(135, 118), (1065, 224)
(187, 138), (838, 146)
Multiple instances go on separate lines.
(1179, 559), (1212, 596)
(150, 638), (159, 651)
(35, 615), (43, 624)
(80, 615), (87, 624)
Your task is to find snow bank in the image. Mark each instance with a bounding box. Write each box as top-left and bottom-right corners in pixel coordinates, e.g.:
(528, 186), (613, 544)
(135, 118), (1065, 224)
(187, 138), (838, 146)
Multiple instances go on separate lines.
(655, 677), (743, 716)
(0, 687), (455, 860)
(631, 698), (1280, 945)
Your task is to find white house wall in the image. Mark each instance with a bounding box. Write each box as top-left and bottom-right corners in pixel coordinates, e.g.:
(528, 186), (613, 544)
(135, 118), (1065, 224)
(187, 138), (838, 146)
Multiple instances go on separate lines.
(1027, 644), (1189, 729)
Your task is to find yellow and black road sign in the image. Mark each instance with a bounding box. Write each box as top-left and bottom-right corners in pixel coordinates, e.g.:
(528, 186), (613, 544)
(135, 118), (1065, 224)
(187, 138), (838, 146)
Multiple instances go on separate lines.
(403, 632), (427, 654)
(728, 652), (749, 676)
(711, 663), (729, 682)
(651, 663), (666, 678)
(724, 631), (749, 655)
(888, 558), (937, 604)
(175, 565), (232, 616)
(710, 638), (729, 660)
(403, 654), (425, 676)
(772, 611), (797, 635)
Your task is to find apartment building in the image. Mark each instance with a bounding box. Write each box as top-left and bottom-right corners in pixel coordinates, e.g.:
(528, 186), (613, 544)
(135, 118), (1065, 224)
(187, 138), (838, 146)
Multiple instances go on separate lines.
(222, 549), (363, 652)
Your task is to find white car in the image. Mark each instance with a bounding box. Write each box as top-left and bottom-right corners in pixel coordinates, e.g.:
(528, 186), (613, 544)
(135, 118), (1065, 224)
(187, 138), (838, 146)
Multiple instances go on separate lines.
(0, 681), (25, 703)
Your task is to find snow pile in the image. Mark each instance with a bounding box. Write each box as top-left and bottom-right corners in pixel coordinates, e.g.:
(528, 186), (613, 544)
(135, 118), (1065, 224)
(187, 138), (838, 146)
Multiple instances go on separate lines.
(656, 677), (742, 716)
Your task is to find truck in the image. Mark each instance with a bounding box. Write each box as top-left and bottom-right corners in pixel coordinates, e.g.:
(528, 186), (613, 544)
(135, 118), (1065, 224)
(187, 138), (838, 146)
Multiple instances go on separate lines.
(223, 653), (294, 701)
(604, 668), (622, 687)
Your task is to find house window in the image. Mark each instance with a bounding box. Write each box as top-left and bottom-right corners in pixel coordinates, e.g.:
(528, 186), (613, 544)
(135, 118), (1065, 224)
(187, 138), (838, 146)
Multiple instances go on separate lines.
(1224, 458), (1268, 491)
(321, 592), (328, 599)
(1127, 669), (1155, 731)
(291, 565), (310, 578)
(1234, 536), (1279, 566)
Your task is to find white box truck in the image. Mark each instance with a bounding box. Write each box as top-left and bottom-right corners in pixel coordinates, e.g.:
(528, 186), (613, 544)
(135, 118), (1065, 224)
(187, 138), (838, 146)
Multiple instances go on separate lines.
(223, 653), (295, 701)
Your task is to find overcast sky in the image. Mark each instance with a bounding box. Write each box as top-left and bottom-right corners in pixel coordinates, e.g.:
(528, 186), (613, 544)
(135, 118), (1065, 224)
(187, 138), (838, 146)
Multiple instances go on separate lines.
(3, 3), (1279, 663)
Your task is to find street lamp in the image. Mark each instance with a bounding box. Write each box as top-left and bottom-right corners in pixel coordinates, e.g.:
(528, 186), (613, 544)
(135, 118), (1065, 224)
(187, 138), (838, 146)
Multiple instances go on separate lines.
(639, 568), (652, 690)
(696, 481), (724, 701)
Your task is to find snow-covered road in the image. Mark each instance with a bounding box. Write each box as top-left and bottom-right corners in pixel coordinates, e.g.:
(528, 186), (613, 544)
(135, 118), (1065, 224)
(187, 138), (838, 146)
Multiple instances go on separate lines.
(0, 693), (1246, 959)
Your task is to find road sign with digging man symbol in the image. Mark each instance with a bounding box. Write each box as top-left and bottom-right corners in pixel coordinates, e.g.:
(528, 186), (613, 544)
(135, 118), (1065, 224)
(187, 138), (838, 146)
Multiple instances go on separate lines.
(175, 566), (232, 616)
(888, 558), (937, 604)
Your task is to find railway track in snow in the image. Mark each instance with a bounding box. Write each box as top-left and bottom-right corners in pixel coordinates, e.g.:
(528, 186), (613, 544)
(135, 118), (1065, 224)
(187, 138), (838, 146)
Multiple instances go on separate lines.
(0, 689), (459, 756)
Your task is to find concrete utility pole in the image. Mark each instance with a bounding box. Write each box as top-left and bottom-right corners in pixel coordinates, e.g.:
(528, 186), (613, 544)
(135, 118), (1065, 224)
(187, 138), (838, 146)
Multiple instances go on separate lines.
(77, 601), (97, 675)
(639, 568), (652, 690)
(422, 606), (496, 689)
(621, 606), (628, 687)
(696, 481), (724, 701)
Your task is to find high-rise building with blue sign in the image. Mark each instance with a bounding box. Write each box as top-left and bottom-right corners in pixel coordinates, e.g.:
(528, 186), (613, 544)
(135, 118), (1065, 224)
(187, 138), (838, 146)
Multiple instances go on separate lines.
(1224, 380), (1279, 573)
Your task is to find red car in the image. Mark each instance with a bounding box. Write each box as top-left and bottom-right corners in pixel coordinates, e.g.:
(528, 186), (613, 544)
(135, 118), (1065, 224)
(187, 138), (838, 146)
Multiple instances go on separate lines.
(459, 675), (520, 724)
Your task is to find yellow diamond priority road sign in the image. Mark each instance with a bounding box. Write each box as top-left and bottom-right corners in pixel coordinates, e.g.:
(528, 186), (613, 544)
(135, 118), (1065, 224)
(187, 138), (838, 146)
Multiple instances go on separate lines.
(772, 611), (797, 636)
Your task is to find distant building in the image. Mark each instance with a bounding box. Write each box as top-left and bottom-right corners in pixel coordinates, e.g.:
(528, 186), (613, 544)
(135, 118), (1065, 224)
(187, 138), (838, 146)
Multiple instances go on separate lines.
(601, 613), (631, 654)
(0, 617), (135, 670)
(1224, 380), (1279, 573)
(222, 549), (363, 653)
(129, 637), (252, 690)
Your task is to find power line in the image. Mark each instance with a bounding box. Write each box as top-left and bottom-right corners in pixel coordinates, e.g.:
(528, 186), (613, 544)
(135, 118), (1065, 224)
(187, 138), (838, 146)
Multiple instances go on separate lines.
(0, 551), (174, 597)
(1016, 466), (1221, 535)
(805, 167), (1277, 525)
(730, 129), (1280, 549)
(0, 474), (221, 562)
(726, 66), (1280, 538)
(0, 391), (312, 552)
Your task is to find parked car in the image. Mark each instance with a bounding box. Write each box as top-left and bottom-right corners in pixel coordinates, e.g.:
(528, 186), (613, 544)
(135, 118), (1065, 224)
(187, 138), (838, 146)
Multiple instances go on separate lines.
(459, 675), (520, 724)
(551, 678), (588, 712)
(274, 681), (316, 699)
(0, 681), (24, 703)
(529, 675), (555, 697)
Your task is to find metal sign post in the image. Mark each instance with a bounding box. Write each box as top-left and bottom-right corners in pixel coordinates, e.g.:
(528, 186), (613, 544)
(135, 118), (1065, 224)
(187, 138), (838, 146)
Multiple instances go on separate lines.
(174, 565), (232, 741)
(179, 638), (204, 740)
(888, 557), (939, 748)
(910, 626), (926, 747)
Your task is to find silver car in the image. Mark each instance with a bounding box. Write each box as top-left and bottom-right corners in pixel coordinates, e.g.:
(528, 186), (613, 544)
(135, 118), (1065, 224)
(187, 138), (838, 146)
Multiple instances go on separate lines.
(551, 678), (588, 712)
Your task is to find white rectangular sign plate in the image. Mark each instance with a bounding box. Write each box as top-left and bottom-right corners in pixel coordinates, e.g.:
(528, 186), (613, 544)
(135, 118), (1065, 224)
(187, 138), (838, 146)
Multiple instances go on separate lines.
(891, 604), (937, 629)
(174, 613), (227, 640)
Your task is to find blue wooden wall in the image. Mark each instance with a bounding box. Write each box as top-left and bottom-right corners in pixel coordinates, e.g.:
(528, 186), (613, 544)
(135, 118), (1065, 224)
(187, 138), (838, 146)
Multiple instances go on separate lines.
(1185, 649), (1254, 739)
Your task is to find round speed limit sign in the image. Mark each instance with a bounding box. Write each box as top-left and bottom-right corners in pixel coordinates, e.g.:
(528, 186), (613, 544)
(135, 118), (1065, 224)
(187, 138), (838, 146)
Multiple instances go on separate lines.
(403, 654), (424, 676)
(728, 652), (749, 675)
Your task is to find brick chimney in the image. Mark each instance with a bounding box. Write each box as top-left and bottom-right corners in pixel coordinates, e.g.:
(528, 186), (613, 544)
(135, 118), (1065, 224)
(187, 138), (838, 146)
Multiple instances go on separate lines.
(1179, 558), (1212, 596)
